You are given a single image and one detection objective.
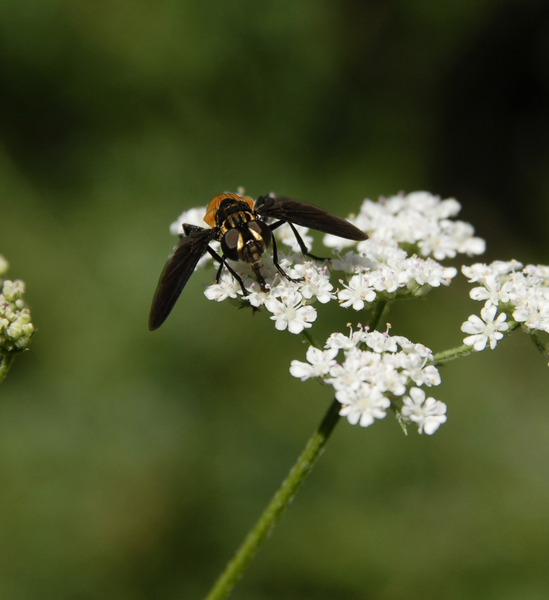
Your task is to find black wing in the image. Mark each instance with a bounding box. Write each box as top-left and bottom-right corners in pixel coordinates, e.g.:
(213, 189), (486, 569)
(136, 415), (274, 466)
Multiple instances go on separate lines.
(148, 228), (216, 331)
(255, 195), (367, 241)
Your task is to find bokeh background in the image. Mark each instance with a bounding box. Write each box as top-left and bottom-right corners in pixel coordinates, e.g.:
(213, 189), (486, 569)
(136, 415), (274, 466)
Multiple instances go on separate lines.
(2, 1), (549, 599)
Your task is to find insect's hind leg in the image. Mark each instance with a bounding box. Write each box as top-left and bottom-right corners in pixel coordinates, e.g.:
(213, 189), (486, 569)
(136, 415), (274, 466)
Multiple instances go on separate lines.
(269, 220), (329, 262)
(270, 233), (305, 285)
(287, 222), (330, 261)
(206, 246), (249, 296)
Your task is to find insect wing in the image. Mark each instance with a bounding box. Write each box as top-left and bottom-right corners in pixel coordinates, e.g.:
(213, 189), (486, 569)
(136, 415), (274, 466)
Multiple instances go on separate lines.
(148, 228), (215, 330)
(255, 195), (367, 241)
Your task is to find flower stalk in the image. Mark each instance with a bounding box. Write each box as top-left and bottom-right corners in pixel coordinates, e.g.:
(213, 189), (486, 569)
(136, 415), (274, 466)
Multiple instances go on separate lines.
(0, 353), (14, 384)
(202, 398), (341, 600)
(203, 302), (388, 600)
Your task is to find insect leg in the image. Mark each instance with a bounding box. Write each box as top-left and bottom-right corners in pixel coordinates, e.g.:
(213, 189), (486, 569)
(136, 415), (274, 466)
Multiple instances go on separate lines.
(269, 220), (328, 263)
(206, 246), (249, 296)
(270, 232), (305, 285)
(287, 222), (329, 261)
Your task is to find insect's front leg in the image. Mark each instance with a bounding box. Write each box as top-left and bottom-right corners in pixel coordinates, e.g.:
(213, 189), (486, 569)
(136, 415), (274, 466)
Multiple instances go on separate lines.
(206, 246), (250, 296)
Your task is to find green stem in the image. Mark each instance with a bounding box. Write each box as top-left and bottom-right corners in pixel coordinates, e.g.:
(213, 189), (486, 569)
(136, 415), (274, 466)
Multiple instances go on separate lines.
(202, 398), (341, 600)
(369, 300), (387, 332)
(432, 344), (475, 365)
(301, 328), (322, 350)
(529, 330), (549, 362)
(0, 353), (14, 384)
(202, 304), (389, 600)
(432, 319), (521, 365)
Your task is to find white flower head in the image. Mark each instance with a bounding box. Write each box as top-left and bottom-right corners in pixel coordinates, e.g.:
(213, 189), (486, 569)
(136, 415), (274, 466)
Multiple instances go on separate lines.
(291, 262), (335, 304)
(461, 305), (509, 351)
(337, 385), (391, 427)
(0, 278), (35, 352)
(331, 191), (485, 263)
(203, 273), (242, 302)
(338, 274), (377, 310)
(265, 291), (317, 334)
(463, 259), (549, 337)
(290, 347), (339, 381)
(513, 294), (549, 333)
(291, 326), (445, 434)
(401, 387), (447, 435)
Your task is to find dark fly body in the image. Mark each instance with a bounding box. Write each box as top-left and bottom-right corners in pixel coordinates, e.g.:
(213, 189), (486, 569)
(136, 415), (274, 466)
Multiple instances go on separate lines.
(149, 193), (367, 331)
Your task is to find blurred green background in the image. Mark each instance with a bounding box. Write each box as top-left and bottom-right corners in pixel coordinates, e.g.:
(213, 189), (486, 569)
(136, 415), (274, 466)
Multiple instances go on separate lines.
(2, 1), (549, 599)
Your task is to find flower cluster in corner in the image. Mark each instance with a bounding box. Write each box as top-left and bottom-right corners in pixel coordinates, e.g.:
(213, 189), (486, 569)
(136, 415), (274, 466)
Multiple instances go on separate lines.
(0, 256), (35, 353)
(461, 260), (549, 351)
(169, 191), (486, 335)
(290, 326), (447, 435)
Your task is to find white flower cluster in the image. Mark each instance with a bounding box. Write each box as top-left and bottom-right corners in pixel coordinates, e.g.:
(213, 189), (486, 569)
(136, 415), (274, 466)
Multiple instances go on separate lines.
(204, 253), (330, 334)
(324, 191), (486, 258)
(0, 278), (35, 352)
(323, 191), (485, 312)
(290, 327), (447, 435)
(461, 260), (549, 350)
(168, 191), (485, 335)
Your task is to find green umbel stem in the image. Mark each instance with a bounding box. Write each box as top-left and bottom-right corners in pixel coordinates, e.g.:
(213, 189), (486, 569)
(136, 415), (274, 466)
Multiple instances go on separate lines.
(202, 301), (388, 600)
(202, 398), (341, 600)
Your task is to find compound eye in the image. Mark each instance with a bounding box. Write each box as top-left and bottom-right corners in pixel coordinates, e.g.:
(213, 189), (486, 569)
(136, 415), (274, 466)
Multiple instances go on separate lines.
(221, 229), (240, 260)
(248, 220), (272, 247)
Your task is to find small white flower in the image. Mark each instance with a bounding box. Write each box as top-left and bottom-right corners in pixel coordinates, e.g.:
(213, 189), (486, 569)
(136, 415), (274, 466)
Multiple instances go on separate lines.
(291, 263), (335, 304)
(204, 274), (241, 302)
(418, 225), (459, 260)
(462, 263), (494, 283)
(469, 275), (505, 306)
(491, 259), (523, 275)
(290, 347), (339, 381)
(324, 327), (369, 350)
(401, 354), (441, 387)
(265, 293), (317, 334)
(451, 220), (486, 256)
(461, 305), (509, 351)
(462, 260), (523, 283)
(401, 387), (447, 434)
(364, 330), (398, 353)
(338, 274), (377, 310)
(403, 257), (457, 289)
(370, 264), (407, 293)
(513, 294), (549, 333)
(337, 385), (391, 427)
(328, 352), (379, 392)
(243, 287), (269, 307)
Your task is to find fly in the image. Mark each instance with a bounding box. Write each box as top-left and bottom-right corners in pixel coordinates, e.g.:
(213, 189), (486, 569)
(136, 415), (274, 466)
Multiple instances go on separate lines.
(149, 193), (367, 330)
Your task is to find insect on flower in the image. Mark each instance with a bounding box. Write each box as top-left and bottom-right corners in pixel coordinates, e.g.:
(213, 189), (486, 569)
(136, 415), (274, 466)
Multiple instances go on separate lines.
(148, 193), (368, 330)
